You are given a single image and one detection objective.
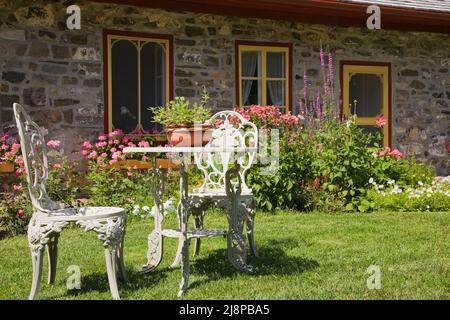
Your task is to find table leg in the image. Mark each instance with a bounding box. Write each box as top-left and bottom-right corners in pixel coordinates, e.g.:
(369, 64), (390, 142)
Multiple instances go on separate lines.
(225, 165), (253, 273)
(142, 158), (165, 273)
(178, 157), (190, 296)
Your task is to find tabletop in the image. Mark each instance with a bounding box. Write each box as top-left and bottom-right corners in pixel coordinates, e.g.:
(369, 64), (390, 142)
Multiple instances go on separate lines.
(123, 146), (257, 154)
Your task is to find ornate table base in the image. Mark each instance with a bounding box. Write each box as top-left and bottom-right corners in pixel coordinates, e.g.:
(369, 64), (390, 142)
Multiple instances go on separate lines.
(141, 156), (254, 295)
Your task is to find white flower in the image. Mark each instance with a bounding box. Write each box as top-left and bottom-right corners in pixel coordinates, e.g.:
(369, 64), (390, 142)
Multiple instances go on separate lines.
(388, 180), (395, 185)
(142, 206), (150, 212)
(418, 181), (423, 186)
(369, 178), (374, 184)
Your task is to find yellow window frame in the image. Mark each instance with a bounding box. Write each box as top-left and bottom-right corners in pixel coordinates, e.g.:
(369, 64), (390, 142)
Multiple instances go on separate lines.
(106, 34), (170, 132)
(238, 44), (290, 112)
(342, 64), (390, 147)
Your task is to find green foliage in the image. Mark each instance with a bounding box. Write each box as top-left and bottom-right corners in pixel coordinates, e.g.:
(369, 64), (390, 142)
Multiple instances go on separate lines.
(0, 190), (32, 237)
(364, 179), (450, 212)
(85, 164), (154, 220)
(46, 159), (81, 207)
(150, 89), (211, 126)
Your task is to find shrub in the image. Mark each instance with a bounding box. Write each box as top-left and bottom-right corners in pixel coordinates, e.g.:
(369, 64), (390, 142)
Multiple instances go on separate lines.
(81, 129), (157, 167)
(0, 189), (32, 238)
(245, 46), (436, 212)
(365, 177), (450, 212)
(85, 165), (153, 220)
(0, 139), (80, 237)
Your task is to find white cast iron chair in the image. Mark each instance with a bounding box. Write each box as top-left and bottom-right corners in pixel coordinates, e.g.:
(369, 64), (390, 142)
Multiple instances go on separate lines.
(171, 111), (259, 272)
(13, 103), (127, 300)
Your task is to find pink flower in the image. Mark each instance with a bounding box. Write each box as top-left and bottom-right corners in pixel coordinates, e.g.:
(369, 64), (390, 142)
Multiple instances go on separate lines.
(11, 143), (21, 152)
(81, 149), (89, 156)
(98, 134), (108, 141)
(114, 140), (120, 145)
(320, 46), (325, 67)
(1, 144), (10, 150)
(390, 149), (403, 160)
(109, 159), (118, 165)
(53, 163), (61, 169)
(110, 148), (117, 153)
(88, 151), (97, 159)
(17, 209), (25, 217)
(13, 184), (22, 191)
(15, 169), (23, 176)
(109, 129), (123, 137)
(127, 171), (133, 177)
(138, 141), (150, 148)
(95, 141), (107, 148)
(142, 155), (149, 161)
(47, 140), (61, 149)
(112, 151), (123, 160)
(82, 141), (92, 150)
(123, 137), (130, 143)
(14, 155), (24, 166)
(376, 116), (387, 127)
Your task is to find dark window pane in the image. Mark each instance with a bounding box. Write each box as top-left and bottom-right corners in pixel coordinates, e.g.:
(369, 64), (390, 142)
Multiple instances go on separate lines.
(267, 80), (285, 106)
(141, 42), (165, 133)
(242, 80), (261, 105)
(267, 52), (285, 78)
(349, 73), (383, 117)
(112, 40), (138, 133)
(241, 51), (260, 77)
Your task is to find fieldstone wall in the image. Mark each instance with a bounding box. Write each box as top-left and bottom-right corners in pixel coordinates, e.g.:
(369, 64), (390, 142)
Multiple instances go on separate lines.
(0, 0), (449, 174)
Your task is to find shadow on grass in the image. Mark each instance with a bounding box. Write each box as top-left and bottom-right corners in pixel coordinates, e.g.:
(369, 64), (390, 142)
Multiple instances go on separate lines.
(65, 267), (168, 298)
(188, 239), (319, 289)
(63, 239), (318, 297)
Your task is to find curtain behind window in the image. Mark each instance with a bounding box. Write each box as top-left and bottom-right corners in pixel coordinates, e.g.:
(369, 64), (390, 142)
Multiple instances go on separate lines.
(241, 51), (258, 105)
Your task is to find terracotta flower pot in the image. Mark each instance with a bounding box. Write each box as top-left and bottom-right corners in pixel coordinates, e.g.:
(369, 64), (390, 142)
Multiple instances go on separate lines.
(166, 124), (213, 147)
(0, 162), (14, 173)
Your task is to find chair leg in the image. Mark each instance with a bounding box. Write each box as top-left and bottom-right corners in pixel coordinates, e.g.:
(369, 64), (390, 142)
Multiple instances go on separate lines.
(116, 238), (128, 283)
(29, 247), (44, 300)
(78, 216), (125, 300)
(244, 200), (258, 257)
(27, 218), (67, 300)
(105, 245), (120, 300)
(47, 235), (59, 285)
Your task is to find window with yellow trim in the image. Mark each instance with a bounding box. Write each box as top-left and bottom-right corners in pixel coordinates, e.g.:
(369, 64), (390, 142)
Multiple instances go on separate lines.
(106, 33), (171, 133)
(342, 64), (390, 147)
(237, 44), (290, 113)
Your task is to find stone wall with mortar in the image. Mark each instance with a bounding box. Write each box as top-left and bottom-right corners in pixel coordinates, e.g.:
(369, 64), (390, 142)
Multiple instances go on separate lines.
(0, 0), (449, 174)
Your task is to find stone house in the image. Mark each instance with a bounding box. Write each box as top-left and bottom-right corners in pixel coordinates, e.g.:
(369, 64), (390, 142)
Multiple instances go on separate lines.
(0, 0), (449, 174)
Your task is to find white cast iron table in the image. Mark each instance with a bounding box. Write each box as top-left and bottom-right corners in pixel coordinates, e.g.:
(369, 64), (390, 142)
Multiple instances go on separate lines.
(123, 146), (256, 295)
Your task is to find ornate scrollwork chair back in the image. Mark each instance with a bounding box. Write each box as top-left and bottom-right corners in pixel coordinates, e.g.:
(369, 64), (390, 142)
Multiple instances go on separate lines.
(13, 103), (61, 213)
(193, 110), (258, 194)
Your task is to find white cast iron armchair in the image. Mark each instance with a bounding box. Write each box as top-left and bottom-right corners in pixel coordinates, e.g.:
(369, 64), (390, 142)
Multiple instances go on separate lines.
(13, 103), (127, 300)
(171, 111), (259, 272)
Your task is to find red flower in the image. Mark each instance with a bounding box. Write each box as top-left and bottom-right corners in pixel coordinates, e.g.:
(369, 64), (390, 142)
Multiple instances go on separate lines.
(376, 116), (387, 127)
(17, 209), (25, 217)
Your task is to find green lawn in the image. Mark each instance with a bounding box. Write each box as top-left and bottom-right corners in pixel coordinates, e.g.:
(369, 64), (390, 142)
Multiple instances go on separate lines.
(1, 210), (450, 300)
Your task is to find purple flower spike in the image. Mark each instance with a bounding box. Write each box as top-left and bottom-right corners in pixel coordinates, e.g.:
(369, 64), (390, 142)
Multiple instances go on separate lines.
(320, 47), (325, 68)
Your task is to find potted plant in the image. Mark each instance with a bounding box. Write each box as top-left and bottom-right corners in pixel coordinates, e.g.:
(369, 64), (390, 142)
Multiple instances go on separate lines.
(150, 89), (212, 147)
(0, 133), (21, 174)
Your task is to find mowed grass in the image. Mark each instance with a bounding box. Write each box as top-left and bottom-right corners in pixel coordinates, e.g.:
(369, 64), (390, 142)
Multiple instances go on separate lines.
(1, 210), (450, 300)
